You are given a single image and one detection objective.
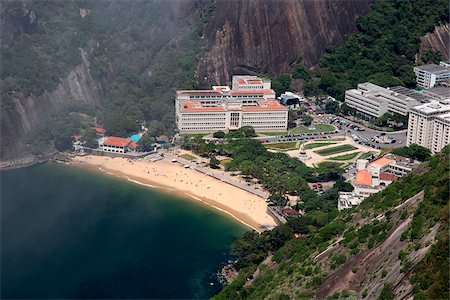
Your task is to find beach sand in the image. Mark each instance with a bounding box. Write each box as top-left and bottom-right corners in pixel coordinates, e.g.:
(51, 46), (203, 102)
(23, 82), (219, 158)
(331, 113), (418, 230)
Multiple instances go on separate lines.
(71, 155), (277, 231)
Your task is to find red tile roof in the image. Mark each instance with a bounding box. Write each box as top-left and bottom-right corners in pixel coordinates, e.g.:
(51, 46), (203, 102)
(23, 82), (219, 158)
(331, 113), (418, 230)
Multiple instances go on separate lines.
(355, 169), (372, 186)
(281, 208), (300, 216)
(95, 127), (106, 134)
(242, 100), (287, 111)
(128, 142), (138, 149)
(380, 173), (399, 182)
(369, 157), (392, 167)
(103, 137), (132, 147)
(230, 89), (275, 95)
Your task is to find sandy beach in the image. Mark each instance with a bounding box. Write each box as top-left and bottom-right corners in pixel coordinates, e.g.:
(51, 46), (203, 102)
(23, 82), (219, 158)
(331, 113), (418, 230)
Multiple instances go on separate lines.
(71, 155), (277, 231)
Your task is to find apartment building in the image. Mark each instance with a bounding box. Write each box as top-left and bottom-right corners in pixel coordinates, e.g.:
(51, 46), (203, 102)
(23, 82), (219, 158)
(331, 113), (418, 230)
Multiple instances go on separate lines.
(407, 101), (450, 154)
(344, 82), (419, 118)
(413, 62), (450, 89)
(175, 76), (288, 133)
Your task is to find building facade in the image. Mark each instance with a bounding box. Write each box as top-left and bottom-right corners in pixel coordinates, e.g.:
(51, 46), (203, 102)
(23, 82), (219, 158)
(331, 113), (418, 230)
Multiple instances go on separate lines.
(100, 137), (133, 153)
(407, 102), (450, 154)
(345, 82), (419, 118)
(175, 76), (288, 133)
(413, 62), (450, 89)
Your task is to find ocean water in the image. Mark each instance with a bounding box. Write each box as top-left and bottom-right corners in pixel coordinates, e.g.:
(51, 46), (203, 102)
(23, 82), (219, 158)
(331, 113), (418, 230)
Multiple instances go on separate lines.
(0, 163), (247, 299)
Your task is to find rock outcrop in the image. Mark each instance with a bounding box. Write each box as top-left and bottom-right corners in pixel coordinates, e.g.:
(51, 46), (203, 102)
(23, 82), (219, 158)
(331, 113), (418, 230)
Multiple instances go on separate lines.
(0, 49), (105, 159)
(419, 23), (450, 62)
(197, 0), (371, 86)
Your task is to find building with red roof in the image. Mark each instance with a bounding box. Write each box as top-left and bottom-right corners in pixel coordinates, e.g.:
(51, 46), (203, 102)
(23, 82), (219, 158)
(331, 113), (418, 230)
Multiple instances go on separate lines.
(101, 137), (132, 153)
(95, 127), (106, 135)
(175, 75), (287, 133)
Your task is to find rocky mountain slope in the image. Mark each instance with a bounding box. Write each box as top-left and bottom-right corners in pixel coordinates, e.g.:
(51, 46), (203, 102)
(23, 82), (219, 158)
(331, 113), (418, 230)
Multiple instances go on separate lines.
(197, 0), (371, 86)
(215, 148), (449, 299)
(419, 23), (450, 62)
(1, 0), (371, 161)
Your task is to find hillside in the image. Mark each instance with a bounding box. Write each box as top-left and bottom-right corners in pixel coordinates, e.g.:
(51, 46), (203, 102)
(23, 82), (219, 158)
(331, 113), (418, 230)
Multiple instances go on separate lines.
(215, 147), (449, 299)
(0, 0), (371, 161)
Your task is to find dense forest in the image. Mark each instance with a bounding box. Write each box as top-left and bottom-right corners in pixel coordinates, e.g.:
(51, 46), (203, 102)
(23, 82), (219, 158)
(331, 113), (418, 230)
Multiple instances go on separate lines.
(214, 147), (449, 299)
(295, 0), (449, 100)
(1, 0), (215, 154)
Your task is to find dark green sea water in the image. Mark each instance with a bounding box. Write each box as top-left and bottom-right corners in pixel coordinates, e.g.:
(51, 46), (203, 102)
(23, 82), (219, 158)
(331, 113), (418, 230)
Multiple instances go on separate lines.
(1, 163), (247, 299)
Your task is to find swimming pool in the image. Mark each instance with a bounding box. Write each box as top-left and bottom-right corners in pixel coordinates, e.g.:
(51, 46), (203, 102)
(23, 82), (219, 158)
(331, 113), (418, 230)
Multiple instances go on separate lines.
(129, 134), (142, 142)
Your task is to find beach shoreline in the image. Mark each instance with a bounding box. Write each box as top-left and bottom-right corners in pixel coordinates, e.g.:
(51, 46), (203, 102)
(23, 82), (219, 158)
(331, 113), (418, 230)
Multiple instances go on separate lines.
(70, 155), (277, 232)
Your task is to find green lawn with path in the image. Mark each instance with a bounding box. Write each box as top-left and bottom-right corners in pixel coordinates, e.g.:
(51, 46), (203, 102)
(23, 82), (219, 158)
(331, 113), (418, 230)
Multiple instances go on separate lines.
(304, 142), (337, 150)
(314, 144), (358, 156)
(360, 152), (376, 159)
(329, 152), (360, 161)
(289, 124), (335, 134)
(259, 131), (288, 136)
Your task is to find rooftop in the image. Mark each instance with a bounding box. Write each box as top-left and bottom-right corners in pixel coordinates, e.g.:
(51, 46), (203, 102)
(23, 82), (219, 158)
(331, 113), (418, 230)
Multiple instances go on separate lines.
(369, 157), (393, 167)
(414, 63), (450, 75)
(411, 101), (450, 115)
(355, 169), (372, 186)
(179, 99), (286, 113)
(380, 173), (399, 182)
(103, 137), (132, 147)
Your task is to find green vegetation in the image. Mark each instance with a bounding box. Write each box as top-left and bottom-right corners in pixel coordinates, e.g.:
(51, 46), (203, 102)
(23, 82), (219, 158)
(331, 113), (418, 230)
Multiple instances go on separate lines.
(391, 144), (431, 161)
(360, 152), (376, 160)
(304, 142), (337, 150)
(314, 144), (358, 156)
(215, 147), (449, 299)
(329, 152), (360, 161)
(138, 135), (155, 152)
(180, 154), (196, 161)
(226, 126), (257, 139)
(289, 124), (335, 134)
(3, 1), (218, 152)
(264, 141), (301, 151)
(180, 133), (208, 139)
(213, 131), (226, 139)
(300, 0), (449, 100)
(259, 132), (288, 136)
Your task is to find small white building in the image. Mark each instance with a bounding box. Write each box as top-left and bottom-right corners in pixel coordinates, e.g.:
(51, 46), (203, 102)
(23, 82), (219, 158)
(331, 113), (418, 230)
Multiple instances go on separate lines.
(338, 192), (363, 211)
(100, 137), (133, 153)
(414, 62), (450, 89)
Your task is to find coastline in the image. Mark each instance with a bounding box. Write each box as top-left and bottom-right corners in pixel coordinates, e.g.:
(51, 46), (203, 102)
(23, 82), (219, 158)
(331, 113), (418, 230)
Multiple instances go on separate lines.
(70, 155), (277, 232)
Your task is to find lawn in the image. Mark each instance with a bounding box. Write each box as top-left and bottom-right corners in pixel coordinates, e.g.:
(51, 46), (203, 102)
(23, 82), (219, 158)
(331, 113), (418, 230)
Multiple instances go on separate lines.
(289, 124), (335, 134)
(304, 142), (337, 150)
(220, 158), (232, 166)
(259, 131), (288, 136)
(180, 154), (197, 161)
(329, 152), (360, 161)
(264, 141), (301, 151)
(360, 152), (376, 159)
(314, 144), (358, 156)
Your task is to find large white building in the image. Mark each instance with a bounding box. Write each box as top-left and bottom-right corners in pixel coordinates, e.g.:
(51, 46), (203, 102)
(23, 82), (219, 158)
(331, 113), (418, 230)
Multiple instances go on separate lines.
(407, 101), (450, 154)
(413, 62), (450, 89)
(344, 82), (419, 118)
(175, 76), (288, 133)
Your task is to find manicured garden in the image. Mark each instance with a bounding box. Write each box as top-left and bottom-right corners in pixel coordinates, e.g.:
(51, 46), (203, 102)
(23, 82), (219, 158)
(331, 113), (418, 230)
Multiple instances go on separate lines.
(314, 144), (358, 156)
(329, 152), (360, 161)
(289, 124), (335, 134)
(264, 141), (301, 151)
(304, 142), (337, 150)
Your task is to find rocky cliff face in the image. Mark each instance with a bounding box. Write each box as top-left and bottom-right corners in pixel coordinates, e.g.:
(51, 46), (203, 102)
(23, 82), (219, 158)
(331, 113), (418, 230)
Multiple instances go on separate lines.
(0, 49), (105, 159)
(197, 0), (371, 86)
(419, 23), (450, 61)
(1, 0), (372, 161)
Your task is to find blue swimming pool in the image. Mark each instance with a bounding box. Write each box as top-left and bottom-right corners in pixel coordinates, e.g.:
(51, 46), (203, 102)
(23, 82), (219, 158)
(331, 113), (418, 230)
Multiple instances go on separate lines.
(129, 134), (142, 142)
